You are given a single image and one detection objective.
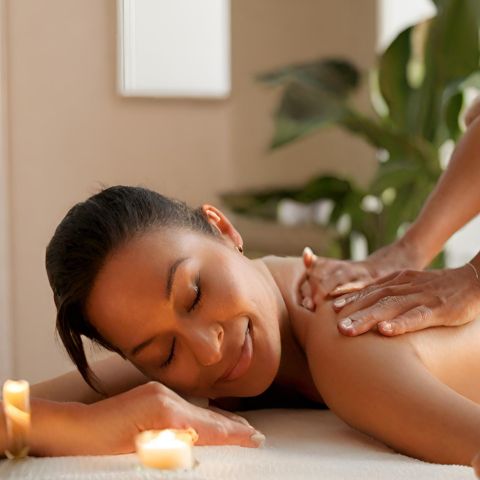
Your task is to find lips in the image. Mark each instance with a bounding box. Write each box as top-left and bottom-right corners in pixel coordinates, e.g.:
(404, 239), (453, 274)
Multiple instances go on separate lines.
(218, 322), (253, 383)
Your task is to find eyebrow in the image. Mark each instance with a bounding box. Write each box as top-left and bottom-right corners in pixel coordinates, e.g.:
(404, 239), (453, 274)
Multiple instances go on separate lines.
(128, 257), (188, 357)
(166, 257), (188, 301)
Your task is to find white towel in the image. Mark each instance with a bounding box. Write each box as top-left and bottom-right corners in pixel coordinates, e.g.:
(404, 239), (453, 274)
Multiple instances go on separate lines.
(0, 409), (472, 479)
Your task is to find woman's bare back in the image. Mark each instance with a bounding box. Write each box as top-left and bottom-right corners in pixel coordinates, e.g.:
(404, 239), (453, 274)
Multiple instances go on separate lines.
(263, 255), (480, 406)
(407, 318), (480, 404)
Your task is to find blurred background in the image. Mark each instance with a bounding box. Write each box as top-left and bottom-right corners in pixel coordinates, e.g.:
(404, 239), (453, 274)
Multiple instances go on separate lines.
(0, 0), (479, 385)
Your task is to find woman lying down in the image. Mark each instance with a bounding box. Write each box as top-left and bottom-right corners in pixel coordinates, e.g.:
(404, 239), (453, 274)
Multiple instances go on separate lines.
(4, 186), (480, 470)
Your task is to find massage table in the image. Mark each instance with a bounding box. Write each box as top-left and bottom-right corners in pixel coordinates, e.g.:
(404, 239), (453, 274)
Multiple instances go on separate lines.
(0, 409), (472, 479)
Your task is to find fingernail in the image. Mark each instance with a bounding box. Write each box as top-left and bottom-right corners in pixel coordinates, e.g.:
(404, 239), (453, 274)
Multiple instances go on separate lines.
(379, 321), (392, 333)
(235, 417), (251, 427)
(250, 431), (266, 447)
(333, 298), (346, 308)
(339, 318), (353, 329)
(303, 246), (314, 258)
(302, 297), (314, 310)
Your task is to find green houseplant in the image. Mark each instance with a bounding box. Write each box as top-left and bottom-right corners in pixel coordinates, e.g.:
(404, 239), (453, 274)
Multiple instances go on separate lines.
(222, 0), (480, 263)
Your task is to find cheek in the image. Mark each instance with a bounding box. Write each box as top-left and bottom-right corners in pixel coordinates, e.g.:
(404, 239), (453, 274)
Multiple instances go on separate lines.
(136, 349), (204, 394)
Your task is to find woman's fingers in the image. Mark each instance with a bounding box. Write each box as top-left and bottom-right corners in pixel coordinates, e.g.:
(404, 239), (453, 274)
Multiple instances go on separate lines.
(207, 406), (251, 427)
(194, 407), (265, 448)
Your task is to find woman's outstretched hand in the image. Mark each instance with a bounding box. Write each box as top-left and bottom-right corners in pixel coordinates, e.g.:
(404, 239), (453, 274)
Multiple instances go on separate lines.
(32, 382), (264, 456)
(327, 265), (480, 336)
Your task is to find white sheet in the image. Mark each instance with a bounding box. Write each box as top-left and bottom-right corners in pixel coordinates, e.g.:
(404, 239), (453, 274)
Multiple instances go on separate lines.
(0, 409), (472, 479)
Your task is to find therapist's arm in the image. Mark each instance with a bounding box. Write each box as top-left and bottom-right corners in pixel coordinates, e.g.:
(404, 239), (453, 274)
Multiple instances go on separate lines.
(398, 107), (480, 267)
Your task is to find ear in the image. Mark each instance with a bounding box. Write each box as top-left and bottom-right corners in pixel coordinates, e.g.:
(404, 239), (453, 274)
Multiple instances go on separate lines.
(201, 204), (243, 250)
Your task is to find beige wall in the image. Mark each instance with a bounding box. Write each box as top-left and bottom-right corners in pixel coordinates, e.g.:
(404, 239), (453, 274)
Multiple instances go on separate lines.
(3, 0), (376, 382)
(230, 0), (377, 189)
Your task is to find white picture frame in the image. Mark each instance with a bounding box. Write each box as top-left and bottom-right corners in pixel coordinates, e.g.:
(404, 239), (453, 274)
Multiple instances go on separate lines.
(117, 0), (231, 98)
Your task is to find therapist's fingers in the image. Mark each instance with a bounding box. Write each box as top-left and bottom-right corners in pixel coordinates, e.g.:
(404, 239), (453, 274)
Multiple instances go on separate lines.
(330, 270), (400, 296)
(329, 279), (372, 298)
(297, 271), (315, 311)
(332, 272), (410, 311)
(320, 268), (359, 295)
(377, 305), (436, 336)
(337, 292), (424, 336)
(303, 246), (317, 268)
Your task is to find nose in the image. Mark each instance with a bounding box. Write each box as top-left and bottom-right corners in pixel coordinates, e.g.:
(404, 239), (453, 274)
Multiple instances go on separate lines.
(188, 323), (224, 366)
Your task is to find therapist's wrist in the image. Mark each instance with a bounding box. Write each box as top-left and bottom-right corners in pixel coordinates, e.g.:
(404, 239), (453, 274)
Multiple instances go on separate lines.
(467, 252), (480, 282)
(366, 236), (426, 278)
(396, 226), (439, 270)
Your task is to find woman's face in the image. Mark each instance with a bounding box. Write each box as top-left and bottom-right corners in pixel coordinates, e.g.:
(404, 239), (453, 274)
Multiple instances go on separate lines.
(85, 224), (283, 399)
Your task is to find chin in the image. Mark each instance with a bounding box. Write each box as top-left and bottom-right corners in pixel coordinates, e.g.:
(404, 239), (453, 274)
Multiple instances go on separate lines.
(238, 352), (281, 398)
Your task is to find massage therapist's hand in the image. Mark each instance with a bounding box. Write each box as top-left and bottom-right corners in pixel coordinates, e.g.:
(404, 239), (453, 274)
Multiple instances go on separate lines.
(30, 382), (263, 456)
(331, 265), (480, 336)
(299, 239), (422, 309)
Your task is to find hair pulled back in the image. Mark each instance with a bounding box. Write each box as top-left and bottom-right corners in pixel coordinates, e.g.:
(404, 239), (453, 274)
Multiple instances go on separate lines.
(45, 185), (218, 393)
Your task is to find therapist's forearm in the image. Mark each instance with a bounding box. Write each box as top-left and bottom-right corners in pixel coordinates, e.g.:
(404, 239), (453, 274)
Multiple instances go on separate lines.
(401, 115), (480, 266)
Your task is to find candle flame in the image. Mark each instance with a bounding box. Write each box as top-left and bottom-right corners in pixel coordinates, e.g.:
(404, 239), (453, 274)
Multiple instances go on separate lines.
(136, 428), (199, 450)
(4, 380), (29, 394)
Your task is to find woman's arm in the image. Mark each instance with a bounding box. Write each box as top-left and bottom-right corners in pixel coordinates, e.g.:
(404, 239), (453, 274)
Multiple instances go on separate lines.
(31, 354), (149, 403)
(1, 383), (262, 457)
(304, 303), (480, 465)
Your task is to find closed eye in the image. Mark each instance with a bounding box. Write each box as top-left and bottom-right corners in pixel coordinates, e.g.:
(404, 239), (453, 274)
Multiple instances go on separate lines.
(189, 273), (202, 312)
(160, 337), (176, 368)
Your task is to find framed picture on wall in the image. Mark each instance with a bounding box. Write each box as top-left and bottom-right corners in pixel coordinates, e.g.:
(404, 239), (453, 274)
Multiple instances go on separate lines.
(117, 0), (231, 98)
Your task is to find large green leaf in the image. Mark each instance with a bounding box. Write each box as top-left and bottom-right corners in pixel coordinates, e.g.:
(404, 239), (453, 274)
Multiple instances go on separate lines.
(461, 71), (480, 89)
(270, 82), (349, 148)
(258, 58), (360, 94)
(411, 0), (480, 142)
(295, 175), (355, 203)
(265, 60), (362, 148)
(443, 91), (464, 142)
(370, 161), (421, 195)
(339, 111), (438, 172)
(378, 27), (413, 128)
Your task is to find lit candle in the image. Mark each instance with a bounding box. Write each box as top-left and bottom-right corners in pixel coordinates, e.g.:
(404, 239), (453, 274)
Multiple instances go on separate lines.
(2, 380), (31, 459)
(135, 428), (198, 470)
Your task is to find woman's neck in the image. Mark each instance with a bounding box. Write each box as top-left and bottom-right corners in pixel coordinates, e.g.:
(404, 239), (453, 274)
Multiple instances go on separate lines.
(252, 256), (311, 388)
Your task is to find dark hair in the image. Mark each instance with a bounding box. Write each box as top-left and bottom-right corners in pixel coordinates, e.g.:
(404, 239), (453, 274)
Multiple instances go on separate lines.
(45, 185), (218, 394)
